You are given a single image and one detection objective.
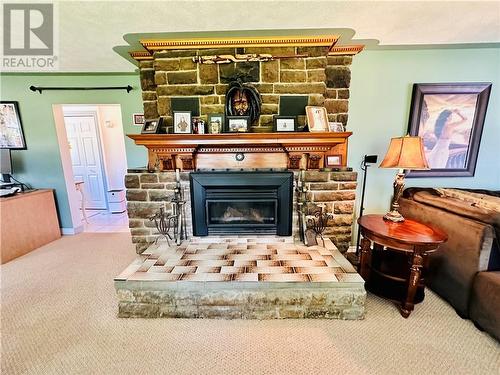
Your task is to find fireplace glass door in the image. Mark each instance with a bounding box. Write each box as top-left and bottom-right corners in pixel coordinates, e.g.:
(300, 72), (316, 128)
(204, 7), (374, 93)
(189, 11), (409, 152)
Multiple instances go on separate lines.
(207, 199), (277, 227)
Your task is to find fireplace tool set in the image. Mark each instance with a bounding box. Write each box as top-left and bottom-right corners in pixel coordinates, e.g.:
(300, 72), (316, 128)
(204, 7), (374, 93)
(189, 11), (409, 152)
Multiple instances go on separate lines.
(296, 170), (333, 246)
(149, 170), (187, 246)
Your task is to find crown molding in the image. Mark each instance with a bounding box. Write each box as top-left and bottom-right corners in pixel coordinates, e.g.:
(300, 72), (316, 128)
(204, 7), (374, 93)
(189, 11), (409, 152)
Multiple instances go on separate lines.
(140, 35), (339, 51)
(328, 45), (364, 56)
(129, 51), (153, 60)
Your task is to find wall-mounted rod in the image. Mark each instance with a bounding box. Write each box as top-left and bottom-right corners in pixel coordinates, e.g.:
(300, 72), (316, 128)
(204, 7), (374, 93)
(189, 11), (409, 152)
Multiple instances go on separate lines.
(29, 85), (133, 94)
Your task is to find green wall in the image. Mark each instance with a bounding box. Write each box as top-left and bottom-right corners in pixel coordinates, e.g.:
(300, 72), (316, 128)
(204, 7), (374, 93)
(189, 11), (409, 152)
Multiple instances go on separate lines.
(349, 47), (500, 218)
(1, 46), (499, 232)
(0, 74), (145, 228)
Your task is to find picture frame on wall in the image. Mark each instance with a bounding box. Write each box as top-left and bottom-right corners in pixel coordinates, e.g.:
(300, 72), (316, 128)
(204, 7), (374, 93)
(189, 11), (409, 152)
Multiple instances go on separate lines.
(305, 106), (329, 132)
(173, 111), (192, 134)
(406, 83), (492, 177)
(325, 154), (342, 167)
(141, 118), (163, 134)
(226, 116), (250, 133)
(132, 113), (145, 126)
(273, 116), (297, 132)
(0, 101), (26, 149)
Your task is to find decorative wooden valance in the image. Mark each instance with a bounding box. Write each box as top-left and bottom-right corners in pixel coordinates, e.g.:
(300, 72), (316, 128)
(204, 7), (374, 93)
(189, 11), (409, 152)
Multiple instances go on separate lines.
(128, 132), (352, 171)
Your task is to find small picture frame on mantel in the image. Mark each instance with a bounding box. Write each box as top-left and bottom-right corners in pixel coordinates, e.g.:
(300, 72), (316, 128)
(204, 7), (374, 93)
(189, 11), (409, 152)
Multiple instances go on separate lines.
(273, 116), (297, 132)
(173, 111), (192, 134)
(325, 154), (342, 167)
(226, 116), (250, 133)
(141, 117), (163, 134)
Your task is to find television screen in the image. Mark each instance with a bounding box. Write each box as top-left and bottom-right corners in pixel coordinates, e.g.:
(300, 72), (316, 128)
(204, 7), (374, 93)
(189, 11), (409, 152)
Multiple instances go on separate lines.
(0, 101), (26, 149)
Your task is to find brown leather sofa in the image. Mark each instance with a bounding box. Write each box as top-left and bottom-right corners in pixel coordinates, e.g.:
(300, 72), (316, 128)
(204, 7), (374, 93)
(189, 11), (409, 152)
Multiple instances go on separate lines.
(399, 188), (500, 342)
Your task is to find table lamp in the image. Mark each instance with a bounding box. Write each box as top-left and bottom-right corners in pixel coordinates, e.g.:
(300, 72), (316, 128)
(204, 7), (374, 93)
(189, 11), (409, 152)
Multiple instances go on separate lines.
(379, 135), (429, 222)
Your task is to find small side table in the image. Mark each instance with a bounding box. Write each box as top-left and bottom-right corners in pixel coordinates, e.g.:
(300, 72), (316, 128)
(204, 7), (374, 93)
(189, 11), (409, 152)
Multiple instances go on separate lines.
(358, 214), (447, 318)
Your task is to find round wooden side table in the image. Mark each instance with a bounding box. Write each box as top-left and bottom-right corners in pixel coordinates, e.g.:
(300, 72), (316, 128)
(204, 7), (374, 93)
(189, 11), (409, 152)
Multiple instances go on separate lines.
(358, 214), (447, 318)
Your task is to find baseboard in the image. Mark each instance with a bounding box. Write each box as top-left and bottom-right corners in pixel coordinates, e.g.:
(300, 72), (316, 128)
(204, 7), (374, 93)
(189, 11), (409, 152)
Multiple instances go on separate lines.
(61, 225), (84, 235)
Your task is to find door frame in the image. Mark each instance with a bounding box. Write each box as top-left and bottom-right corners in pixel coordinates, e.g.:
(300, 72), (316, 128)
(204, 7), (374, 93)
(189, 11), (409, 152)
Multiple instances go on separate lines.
(63, 110), (109, 210)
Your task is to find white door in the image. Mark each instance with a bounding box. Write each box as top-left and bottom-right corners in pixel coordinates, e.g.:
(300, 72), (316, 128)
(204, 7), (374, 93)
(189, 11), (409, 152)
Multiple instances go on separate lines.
(64, 115), (107, 209)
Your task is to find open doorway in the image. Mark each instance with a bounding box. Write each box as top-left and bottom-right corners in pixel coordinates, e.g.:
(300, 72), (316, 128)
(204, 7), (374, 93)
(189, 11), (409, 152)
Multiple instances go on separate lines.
(53, 104), (129, 233)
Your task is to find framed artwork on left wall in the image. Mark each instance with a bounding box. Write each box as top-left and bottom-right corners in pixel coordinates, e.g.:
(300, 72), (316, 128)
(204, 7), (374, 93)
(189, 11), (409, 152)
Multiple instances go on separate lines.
(406, 83), (492, 177)
(0, 101), (26, 149)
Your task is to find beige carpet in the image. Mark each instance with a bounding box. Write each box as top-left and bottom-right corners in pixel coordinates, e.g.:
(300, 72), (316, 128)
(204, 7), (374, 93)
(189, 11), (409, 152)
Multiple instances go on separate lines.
(1, 233), (498, 375)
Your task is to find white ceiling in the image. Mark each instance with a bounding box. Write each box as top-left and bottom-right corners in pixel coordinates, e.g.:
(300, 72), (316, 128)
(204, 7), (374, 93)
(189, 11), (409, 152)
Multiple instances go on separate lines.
(21, 1), (500, 71)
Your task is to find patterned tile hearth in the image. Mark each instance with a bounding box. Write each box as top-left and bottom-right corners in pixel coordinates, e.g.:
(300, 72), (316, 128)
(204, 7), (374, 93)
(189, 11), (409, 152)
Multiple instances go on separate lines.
(114, 237), (366, 319)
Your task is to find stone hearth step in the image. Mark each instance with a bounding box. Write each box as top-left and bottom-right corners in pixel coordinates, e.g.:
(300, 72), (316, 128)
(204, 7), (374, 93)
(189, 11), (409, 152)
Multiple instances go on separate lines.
(114, 237), (365, 319)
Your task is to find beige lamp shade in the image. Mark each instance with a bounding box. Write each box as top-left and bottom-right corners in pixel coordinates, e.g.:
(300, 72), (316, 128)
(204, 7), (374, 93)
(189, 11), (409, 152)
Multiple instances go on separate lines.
(379, 135), (430, 170)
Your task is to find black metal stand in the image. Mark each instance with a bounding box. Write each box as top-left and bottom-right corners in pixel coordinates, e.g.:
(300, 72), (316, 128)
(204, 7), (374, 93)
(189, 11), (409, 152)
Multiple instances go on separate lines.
(355, 155), (378, 256)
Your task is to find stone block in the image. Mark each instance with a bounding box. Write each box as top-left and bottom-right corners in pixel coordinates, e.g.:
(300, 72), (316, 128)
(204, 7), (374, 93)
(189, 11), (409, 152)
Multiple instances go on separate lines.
(139, 60), (153, 69)
(330, 172), (357, 181)
(327, 56), (353, 66)
(306, 57), (327, 69)
(334, 202), (354, 214)
(280, 70), (306, 83)
(274, 83), (325, 94)
(261, 94), (279, 104)
(324, 99), (349, 114)
(215, 84), (229, 95)
(148, 190), (174, 202)
(140, 69), (155, 91)
(308, 182), (339, 190)
(337, 114), (348, 127)
(126, 189), (148, 202)
(142, 91), (157, 101)
(201, 96), (219, 105)
(130, 228), (151, 236)
(128, 219), (143, 228)
(199, 291), (248, 306)
(339, 182), (357, 190)
(278, 306), (305, 319)
(198, 306), (242, 319)
(127, 202), (164, 219)
(244, 47), (295, 55)
(141, 183), (165, 189)
(167, 70), (197, 84)
(157, 96), (171, 116)
(297, 46), (329, 57)
(118, 302), (159, 318)
(154, 58), (180, 71)
(125, 174), (140, 188)
(261, 104), (279, 115)
(323, 225), (352, 235)
(155, 50), (197, 58)
(159, 305), (199, 318)
(261, 60), (279, 82)
(307, 69), (326, 82)
(331, 215), (354, 226)
(220, 62), (259, 83)
(201, 104), (225, 115)
(143, 101), (158, 119)
(337, 89), (350, 99)
(325, 89), (337, 99)
(308, 94), (325, 106)
(157, 85), (214, 96)
(154, 72), (167, 85)
(258, 115), (274, 127)
(325, 66), (351, 88)
(179, 57), (196, 70)
(312, 191), (355, 201)
(280, 58), (305, 70)
(140, 174), (158, 183)
(304, 171), (329, 182)
(158, 173), (176, 182)
(252, 83), (274, 94)
(199, 64), (218, 84)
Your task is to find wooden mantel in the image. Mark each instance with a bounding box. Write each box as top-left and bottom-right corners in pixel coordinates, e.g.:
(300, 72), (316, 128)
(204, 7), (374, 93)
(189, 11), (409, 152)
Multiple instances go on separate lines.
(128, 132), (352, 171)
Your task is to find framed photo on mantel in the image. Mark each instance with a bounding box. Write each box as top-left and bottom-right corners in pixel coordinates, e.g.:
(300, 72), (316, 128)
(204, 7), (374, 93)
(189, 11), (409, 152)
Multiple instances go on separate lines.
(406, 83), (492, 178)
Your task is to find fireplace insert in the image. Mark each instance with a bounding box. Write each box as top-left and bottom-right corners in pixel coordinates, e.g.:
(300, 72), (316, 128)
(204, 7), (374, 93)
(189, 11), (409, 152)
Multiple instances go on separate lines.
(190, 171), (293, 235)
